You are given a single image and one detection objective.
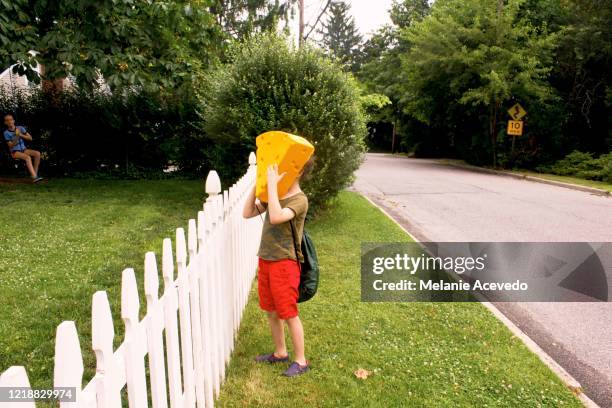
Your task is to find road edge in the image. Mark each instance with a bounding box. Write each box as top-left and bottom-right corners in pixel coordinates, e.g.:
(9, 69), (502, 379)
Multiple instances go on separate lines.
(440, 160), (610, 197)
(358, 192), (600, 408)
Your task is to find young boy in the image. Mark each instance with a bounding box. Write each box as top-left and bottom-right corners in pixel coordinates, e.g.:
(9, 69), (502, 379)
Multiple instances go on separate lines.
(3, 114), (43, 182)
(242, 159), (314, 377)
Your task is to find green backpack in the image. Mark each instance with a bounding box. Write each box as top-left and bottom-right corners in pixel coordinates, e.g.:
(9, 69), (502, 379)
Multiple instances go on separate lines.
(290, 222), (320, 303)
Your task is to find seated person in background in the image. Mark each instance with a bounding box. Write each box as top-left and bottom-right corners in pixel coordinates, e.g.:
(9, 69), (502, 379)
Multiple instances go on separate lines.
(3, 114), (43, 183)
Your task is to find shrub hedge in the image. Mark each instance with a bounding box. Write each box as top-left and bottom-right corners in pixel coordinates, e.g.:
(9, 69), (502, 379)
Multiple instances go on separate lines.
(203, 33), (367, 210)
(0, 87), (211, 177)
(538, 150), (612, 183)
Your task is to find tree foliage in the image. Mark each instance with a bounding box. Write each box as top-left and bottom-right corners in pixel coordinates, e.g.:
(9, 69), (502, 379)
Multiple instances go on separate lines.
(1, 0), (223, 93)
(548, 0), (612, 153)
(358, 0), (611, 168)
(318, 1), (362, 72)
(401, 0), (557, 165)
(358, 0), (430, 152)
(211, 0), (297, 40)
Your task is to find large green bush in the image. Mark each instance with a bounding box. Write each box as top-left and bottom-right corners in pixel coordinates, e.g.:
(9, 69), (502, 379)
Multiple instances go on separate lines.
(0, 87), (212, 177)
(538, 150), (612, 182)
(203, 34), (367, 210)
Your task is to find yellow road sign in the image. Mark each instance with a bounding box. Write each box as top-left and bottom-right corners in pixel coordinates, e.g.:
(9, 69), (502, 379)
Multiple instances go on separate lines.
(508, 103), (527, 120)
(507, 120), (523, 136)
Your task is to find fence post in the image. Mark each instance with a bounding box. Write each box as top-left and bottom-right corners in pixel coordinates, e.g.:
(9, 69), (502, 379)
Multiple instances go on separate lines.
(205, 171), (221, 203)
(205, 170), (225, 393)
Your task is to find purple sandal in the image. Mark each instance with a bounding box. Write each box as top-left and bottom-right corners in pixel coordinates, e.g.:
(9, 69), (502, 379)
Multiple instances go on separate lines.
(254, 353), (289, 363)
(282, 361), (310, 377)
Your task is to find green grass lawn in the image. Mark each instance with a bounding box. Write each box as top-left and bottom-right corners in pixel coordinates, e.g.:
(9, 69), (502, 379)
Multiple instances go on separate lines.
(509, 170), (612, 192)
(439, 158), (612, 192)
(218, 192), (581, 407)
(0, 178), (204, 388)
(0, 182), (581, 407)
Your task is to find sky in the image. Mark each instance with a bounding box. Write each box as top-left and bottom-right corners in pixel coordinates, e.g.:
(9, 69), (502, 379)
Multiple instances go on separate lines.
(289, 0), (394, 42)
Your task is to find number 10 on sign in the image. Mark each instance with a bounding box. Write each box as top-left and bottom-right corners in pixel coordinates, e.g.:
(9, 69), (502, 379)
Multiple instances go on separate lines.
(507, 120), (523, 136)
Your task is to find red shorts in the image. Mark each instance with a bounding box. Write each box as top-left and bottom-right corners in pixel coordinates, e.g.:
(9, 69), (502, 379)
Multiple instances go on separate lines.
(258, 258), (300, 319)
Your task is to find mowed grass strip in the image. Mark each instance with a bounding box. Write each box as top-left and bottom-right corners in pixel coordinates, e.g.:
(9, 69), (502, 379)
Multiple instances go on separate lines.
(510, 170), (612, 193)
(218, 192), (580, 407)
(0, 179), (204, 389)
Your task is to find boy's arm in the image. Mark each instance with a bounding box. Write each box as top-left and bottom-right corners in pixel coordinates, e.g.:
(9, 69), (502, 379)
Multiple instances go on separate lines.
(266, 164), (296, 225)
(19, 132), (32, 141)
(19, 128), (32, 141)
(242, 186), (267, 219)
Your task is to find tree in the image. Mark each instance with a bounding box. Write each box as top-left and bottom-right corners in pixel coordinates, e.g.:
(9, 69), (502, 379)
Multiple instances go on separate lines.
(549, 0), (612, 153)
(389, 0), (430, 29)
(211, 0), (297, 40)
(1, 0), (223, 93)
(400, 0), (557, 166)
(318, 1), (362, 72)
(357, 0), (430, 152)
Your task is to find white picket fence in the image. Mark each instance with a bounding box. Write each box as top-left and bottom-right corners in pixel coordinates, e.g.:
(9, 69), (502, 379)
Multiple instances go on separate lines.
(0, 153), (263, 408)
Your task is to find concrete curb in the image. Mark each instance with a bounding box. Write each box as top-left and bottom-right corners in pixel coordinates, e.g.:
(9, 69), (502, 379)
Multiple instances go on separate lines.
(358, 192), (599, 408)
(441, 161), (611, 197)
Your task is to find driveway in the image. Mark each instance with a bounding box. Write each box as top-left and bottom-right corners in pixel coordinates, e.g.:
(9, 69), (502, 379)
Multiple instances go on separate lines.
(352, 153), (612, 407)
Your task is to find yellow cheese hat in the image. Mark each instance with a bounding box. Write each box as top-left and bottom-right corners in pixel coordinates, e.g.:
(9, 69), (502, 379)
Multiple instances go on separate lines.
(255, 131), (315, 202)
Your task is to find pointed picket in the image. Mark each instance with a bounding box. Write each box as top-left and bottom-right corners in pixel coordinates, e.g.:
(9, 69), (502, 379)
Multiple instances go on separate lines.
(162, 238), (183, 408)
(187, 258), (206, 408)
(144, 252), (168, 408)
(54, 321), (83, 408)
(0, 366), (35, 408)
(92, 291), (121, 408)
(121, 268), (147, 408)
(176, 228), (196, 408)
(196, 210), (215, 408)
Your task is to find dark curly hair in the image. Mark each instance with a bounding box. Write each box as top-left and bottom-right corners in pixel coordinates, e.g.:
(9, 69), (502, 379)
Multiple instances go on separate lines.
(300, 155), (315, 181)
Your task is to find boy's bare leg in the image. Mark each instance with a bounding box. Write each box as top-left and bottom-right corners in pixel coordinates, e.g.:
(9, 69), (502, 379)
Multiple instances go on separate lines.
(25, 149), (41, 175)
(13, 152), (36, 178)
(267, 312), (288, 357)
(286, 316), (306, 365)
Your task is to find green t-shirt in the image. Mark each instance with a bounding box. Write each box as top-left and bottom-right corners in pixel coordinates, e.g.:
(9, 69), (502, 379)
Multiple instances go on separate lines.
(257, 192), (308, 262)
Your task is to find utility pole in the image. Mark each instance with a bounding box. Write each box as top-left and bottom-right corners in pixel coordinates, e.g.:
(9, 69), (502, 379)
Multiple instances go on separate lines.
(299, 0), (305, 46)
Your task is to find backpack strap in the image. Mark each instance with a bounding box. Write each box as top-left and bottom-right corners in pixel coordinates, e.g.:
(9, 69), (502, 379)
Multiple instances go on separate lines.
(289, 219), (302, 269)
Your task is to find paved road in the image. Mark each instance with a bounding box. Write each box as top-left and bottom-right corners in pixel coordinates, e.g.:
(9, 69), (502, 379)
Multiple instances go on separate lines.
(353, 153), (612, 407)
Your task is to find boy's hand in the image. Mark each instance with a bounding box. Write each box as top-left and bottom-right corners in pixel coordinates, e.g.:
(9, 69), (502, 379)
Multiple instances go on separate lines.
(267, 164), (286, 187)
